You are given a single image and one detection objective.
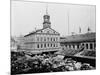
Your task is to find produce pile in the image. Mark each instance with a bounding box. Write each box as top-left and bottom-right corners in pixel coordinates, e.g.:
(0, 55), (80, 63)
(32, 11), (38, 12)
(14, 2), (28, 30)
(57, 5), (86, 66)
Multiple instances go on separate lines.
(11, 51), (95, 74)
(80, 50), (96, 57)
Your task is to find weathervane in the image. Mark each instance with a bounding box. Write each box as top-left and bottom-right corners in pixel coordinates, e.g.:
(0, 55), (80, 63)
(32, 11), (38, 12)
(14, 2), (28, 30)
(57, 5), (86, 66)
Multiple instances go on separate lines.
(46, 3), (48, 15)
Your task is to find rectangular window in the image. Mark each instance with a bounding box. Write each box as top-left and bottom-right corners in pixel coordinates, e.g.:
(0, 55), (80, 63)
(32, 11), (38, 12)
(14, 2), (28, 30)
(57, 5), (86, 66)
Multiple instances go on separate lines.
(56, 43), (58, 47)
(56, 37), (58, 41)
(40, 37), (43, 41)
(51, 38), (52, 41)
(41, 44), (43, 48)
(47, 37), (49, 41)
(37, 37), (39, 41)
(53, 38), (55, 41)
(73, 45), (75, 49)
(94, 43), (96, 49)
(44, 37), (46, 41)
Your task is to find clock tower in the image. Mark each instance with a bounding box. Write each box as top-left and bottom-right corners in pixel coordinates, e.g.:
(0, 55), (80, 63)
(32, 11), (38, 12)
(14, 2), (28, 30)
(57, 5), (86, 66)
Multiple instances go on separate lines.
(43, 6), (51, 29)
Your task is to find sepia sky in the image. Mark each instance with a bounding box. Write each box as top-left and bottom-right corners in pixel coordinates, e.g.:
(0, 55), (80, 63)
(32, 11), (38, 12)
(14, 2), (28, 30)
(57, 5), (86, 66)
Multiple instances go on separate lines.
(11, 0), (96, 36)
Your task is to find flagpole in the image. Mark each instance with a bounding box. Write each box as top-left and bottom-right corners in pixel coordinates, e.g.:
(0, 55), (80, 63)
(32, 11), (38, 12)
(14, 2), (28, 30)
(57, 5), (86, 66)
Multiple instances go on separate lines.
(67, 8), (69, 35)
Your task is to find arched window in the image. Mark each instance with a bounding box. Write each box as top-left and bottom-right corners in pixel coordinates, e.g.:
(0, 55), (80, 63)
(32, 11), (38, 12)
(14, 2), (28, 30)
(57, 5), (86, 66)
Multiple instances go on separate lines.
(56, 37), (58, 41)
(51, 44), (52, 47)
(69, 45), (71, 48)
(86, 44), (88, 49)
(54, 44), (55, 47)
(73, 45), (75, 49)
(44, 43), (46, 47)
(82, 43), (84, 46)
(66, 45), (67, 47)
(77, 45), (79, 49)
(90, 43), (93, 49)
(53, 38), (55, 41)
(48, 43), (49, 47)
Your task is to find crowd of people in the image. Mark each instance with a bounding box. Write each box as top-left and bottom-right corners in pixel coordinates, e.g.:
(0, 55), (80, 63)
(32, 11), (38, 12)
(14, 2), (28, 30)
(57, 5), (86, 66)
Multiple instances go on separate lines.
(11, 51), (95, 74)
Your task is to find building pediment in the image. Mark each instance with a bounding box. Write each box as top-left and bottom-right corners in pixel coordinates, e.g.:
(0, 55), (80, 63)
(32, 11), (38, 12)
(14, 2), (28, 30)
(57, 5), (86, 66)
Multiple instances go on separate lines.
(24, 27), (60, 37)
(37, 27), (60, 35)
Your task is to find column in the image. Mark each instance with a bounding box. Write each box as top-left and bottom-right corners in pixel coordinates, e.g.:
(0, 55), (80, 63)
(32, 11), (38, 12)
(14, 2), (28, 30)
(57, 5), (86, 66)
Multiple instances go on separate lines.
(71, 45), (73, 49)
(75, 45), (77, 50)
(67, 45), (69, 49)
(84, 43), (86, 50)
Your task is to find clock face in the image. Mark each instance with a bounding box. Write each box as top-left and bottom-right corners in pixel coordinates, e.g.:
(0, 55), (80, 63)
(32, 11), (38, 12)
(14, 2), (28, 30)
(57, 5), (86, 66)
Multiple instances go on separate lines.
(45, 19), (48, 21)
